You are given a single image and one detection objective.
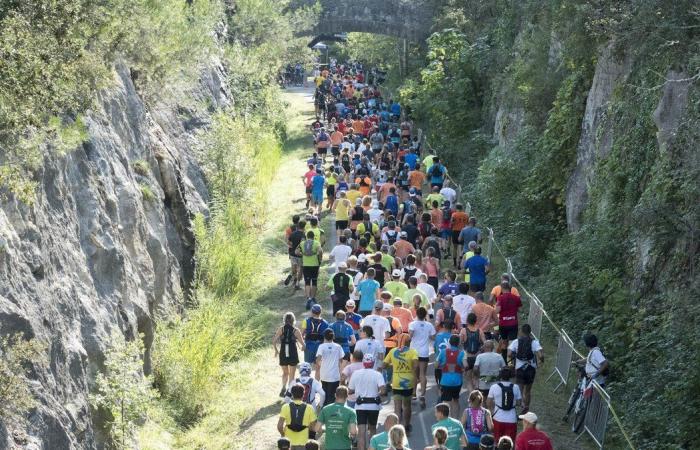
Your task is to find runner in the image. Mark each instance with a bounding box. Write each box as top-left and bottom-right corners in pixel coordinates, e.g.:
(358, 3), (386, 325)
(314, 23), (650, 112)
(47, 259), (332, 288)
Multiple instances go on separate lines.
(435, 295), (461, 334)
(473, 340), (506, 400)
(287, 220), (306, 290)
(460, 391), (493, 450)
(330, 310), (356, 362)
(360, 300), (391, 362)
(452, 283), (476, 330)
(348, 354), (386, 450)
(302, 305), (329, 364)
(488, 274), (520, 305)
(450, 204), (469, 268)
(435, 334), (466, 417)
(408, 306), (435, 409)
(383, 333), (418, 432)
(315, 329), (346, 406)
(344, 299), (363, 346)
(471, 292), (497, 340)
(463, 246), (490, 293)
(273, 312), (305, 396)
(495, 281), (522, 361)
(357, 268), (381, 316)
(486, 367), (521, 443)
(329, 238), (353, 272)
(341, 350), (364, 408)
(334, 191), (353, 235)
(303, 164), (316, 208)
(284, 362), (326, 412)
(278, 383), (318, 450)
(368, 413), (399, 450)
(314, 386), (358, 450)
(462, 313), (486, 391)
(507, 324), (544, 414)
(431, 403), (468, 450)
(296, 231), (323, 309)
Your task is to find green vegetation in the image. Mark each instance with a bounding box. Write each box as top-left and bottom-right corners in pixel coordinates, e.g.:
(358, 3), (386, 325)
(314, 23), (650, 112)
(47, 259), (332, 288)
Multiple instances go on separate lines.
(132, 160), (150, 177)
(0, 334), (42, 419)
(139, 184), (156, 203)
(91, 332), (158, 450)
(393, 2), (699, 448)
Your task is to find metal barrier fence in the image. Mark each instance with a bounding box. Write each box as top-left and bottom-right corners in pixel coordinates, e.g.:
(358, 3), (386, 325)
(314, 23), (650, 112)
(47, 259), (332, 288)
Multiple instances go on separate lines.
(545, 330), (575, 392)
(575, 382), (612, 449)
(527, 294), (544, 340)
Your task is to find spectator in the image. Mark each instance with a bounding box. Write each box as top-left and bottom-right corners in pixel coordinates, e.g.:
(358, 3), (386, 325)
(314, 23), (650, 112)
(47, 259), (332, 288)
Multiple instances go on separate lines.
(515, 412), (553, 450)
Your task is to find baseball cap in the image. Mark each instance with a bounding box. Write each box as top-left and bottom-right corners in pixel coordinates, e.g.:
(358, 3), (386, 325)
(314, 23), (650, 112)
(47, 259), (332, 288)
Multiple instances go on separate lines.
(311, 304), (322, 314)
(519, 411), (538, 423)
(362, 353), (375, 367)
(338, 262), (348, 269)
(399, 231), (408, 238)
(299, 362), (312, 376)
(345, 299), (356, 308)
(392, 269), (402, 278)
(373, 300), (384, 310)
(382, 303), (393, 312)
(409, 187), (417, 196)
(392, 297), (403, 305)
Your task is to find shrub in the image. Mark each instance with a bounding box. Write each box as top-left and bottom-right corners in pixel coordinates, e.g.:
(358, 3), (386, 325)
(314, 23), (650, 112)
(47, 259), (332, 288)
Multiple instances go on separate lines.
(132, 160), (150, 177)
(0, 334), (42, 419)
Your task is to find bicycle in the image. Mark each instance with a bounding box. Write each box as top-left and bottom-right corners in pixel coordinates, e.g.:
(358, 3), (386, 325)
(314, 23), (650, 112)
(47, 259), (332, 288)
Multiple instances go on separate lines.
(562, 361), (592, 433)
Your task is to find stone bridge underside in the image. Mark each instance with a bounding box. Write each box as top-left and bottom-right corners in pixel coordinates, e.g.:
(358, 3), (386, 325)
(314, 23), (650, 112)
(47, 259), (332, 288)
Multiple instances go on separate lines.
(292, 0), (437, 43)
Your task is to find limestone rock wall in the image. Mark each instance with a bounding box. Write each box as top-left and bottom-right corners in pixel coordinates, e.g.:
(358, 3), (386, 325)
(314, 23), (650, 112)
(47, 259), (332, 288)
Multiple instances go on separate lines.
(0, 60), (229, 449)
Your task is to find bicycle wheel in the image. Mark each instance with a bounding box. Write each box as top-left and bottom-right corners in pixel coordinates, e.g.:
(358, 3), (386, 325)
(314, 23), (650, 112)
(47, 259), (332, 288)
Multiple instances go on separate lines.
(562, 387), (580, 422)
(572, 396), (588, 433)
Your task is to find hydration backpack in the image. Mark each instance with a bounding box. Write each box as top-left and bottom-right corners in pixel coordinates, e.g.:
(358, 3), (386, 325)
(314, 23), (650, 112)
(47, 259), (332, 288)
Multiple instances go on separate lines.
(441, 308), (456, 331)
(516, 336), (534, 362)
(403, 267), (417, 282)
(281, 324), (295, 345)
(303, 240), (316, 257)
(306, 318), (323, 342)
(385, 229), (398, 245)
(442, 207), (452, 222)
(497, 382), (515, 411)
(443, 348), (463, 373)
(465, 328), (481, 354)
(287, 402), (308, 432)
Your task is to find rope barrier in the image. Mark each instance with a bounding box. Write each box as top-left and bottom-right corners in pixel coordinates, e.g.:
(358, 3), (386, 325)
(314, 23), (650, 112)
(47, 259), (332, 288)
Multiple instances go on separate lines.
(420, 136), (636, 449)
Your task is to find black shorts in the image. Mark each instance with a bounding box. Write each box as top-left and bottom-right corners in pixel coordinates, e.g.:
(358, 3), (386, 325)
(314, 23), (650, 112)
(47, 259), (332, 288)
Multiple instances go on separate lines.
(331, 146), (340, 156)
(451, 230), (461, 244)
(326, 186), (336, 197)
(342, 352), (350, 361)
(440, 385), (462, 401)
(318, 147), (328, 156)
(471, 282), (486, 292)
(356, 409), (380, 426)
(516, 365), (537, 385)
(418, 356), (429, 363)
(466, 356), (477, 370)
(302, 266), (320, 285)
(336, 220), (349, 230)
(392, 388), (412, 398)
(499, 325), (518, 341)
(305, 186), (312, 194)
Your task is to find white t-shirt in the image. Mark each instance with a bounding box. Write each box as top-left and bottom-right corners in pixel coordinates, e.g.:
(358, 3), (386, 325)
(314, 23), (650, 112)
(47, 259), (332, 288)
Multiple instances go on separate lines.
(355, 338), (382, 368)
(474, 352), (506, 390)
(348, 368), (385, 411)
(452, 294), (475, 325)
(417, 282), (437, 302)
(329, 244), (353, 268)
(585, 347), (607, 382)
(360, 315), (390, 352)
(508, 337), (543, 369)
(488, 382), (522, 423)
(400, 266), (424, 280)
(408, 320), (436, 357)
(440, 187), (457, 205)
(368, 208), (382, 223)
(346, 270), (363, 300)
(315, 342), (345, 382)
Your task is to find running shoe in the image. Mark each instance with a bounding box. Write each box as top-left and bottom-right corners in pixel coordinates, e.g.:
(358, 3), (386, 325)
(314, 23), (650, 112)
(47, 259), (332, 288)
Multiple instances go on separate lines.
(305, 298), (314, 310)
(284, 274), (292, 286)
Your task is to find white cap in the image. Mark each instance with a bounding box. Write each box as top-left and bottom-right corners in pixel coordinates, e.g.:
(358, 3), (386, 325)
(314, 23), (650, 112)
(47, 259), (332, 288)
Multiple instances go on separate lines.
(519, 412), (538, 423)
(345, 299), (356, 308)
(382, 303), (393, 312)
(392, 269), (402, 278)
(338, 262), (348, 269)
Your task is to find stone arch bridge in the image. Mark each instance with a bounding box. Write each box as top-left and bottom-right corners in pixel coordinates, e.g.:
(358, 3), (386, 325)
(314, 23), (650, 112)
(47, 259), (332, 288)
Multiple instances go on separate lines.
(290, 0), (439, 43)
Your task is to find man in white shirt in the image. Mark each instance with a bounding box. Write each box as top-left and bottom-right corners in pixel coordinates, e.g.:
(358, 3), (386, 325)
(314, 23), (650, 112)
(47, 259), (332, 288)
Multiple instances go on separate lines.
(329, 235), (353, 271)
(284, 362), (326, 412)
(507, 324), (544, 414)
(354, 325), (383, 370)
(316, 329), (346, 407)
(348, 353), (385, 450)
(408, 306), (436, 409)
(439, 180), (457, 205)
(474, 340), (506, 399)
(581, 333), (608, 387)
(360, 301), (391, 356)
(487, 366), (522, 443)
(367, 201), (383, 223)
(416, 273), (437, 310)
(452, 282), (475, 329)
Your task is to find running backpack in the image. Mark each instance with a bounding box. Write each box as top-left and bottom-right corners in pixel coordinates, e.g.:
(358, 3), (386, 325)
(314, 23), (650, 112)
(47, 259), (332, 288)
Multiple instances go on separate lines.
(441, 308), (456, 330)
(466, 407), (488, 435)
(442, 207), (452, 222)
(429, 164), (443, 178)
(287, 402), (308, 432)
(516, 336), (534, 362)
(497, 383), (515, 411)
(306, 318), (323, 342)
(281, 325), (295, 345)
(385, 229), (398, 245)
(465, 328), (481, 354)
(403, 267), (417, 282)
(303, 240), (316, 257)
(419, 222), (433, 238)
(443, 348), (463, 373)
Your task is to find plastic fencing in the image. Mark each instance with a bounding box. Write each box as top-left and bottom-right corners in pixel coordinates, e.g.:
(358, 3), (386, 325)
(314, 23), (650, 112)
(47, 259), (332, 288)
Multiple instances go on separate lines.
(575, 382), (612, 450)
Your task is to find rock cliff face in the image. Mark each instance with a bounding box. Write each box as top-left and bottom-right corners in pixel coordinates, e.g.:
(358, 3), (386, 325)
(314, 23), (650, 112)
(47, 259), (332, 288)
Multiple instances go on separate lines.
(0, 61), (228, 449)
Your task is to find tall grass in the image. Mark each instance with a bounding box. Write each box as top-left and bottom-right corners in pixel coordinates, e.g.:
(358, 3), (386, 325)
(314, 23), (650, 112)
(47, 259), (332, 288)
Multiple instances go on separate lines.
(152, 113), (281, 424)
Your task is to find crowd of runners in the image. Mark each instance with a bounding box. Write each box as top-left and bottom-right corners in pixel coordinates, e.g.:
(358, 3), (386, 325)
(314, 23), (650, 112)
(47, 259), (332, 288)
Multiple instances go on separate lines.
(273, 61), (609, 450)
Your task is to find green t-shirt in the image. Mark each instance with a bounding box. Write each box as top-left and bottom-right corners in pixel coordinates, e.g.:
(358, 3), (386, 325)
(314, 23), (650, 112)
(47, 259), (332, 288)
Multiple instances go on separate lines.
(383, 280), (408, 302)
(298, 239), (322, 267)
(317, 403), (357, 450)
(405, 288), (429, 308)
(431, 417), (466, 450)
(425, 193), (445, 208)
(380, 253), (395, 272)
(423, 154), (435, 172)
(369, 431), (389, 450)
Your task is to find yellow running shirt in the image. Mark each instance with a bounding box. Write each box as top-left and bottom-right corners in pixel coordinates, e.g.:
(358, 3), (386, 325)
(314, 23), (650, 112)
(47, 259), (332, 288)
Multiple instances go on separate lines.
(384, 347), (418, 390)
